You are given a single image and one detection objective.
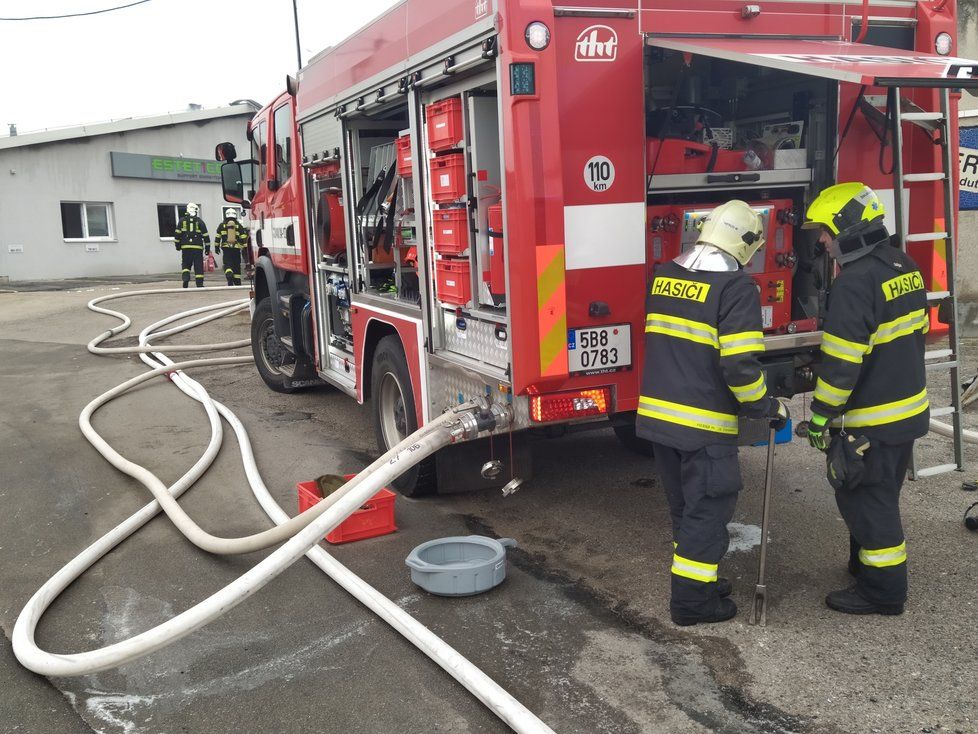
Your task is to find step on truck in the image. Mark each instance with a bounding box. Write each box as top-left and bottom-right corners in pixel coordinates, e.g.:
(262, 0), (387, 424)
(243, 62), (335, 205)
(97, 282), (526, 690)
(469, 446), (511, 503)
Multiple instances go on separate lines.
(216, 0), (978, 495)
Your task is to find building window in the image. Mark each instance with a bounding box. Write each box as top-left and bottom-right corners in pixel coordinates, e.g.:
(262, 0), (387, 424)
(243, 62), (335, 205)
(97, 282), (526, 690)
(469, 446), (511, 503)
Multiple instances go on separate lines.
(157, 203), (188, 239)
(61, 202), (114, 241)
(273, 103), (291, 184)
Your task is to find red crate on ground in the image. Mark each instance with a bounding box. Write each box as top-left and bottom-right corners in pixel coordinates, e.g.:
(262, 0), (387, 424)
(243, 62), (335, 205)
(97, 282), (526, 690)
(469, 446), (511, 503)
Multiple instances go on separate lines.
(430, 153), (466, 203)
(435, 258), (472, 306)
(432, 207), (469, 255)
(396, 134), (413, 177)
(426, 97), (463, 151)
(296, 474), (397, 544)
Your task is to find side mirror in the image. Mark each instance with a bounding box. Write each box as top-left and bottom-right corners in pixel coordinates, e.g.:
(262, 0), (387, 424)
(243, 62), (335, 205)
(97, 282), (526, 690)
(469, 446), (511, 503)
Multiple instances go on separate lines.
(215, 142), (238, 162)
(221, 162), (245, 204)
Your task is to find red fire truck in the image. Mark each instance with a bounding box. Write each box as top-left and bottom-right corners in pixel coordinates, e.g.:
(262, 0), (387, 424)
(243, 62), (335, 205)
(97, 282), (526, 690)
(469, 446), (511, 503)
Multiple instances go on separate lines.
(217, 0), (975, 494)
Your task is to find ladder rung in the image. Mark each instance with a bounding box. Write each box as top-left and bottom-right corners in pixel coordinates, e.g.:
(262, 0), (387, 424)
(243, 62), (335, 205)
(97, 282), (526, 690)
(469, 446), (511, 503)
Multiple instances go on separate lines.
(927, 290), (950, 301)
(926, 360), (957, 371)
(914, 463), (959, 478)
(901, 112), (944, 122)
(905, 232), (948, 243)
(903, 173), (946, 183)
(925, 349), (953, 360)
(930, 406), (956, 418)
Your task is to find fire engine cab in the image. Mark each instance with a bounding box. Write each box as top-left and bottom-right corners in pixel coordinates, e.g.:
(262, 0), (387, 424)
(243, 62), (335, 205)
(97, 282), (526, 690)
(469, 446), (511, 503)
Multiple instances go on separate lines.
(216, 0), (976, 494)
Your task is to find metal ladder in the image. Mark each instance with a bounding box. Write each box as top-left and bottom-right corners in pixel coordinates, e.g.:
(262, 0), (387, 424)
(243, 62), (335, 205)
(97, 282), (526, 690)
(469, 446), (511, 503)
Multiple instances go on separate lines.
(886, 85), (965, 478)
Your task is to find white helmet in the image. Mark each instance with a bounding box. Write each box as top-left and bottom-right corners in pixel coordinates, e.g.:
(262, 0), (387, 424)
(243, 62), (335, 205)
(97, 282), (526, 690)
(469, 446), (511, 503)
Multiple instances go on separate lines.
(186, 202), (199, 216)
(224, 207), (238, 220)
(696, 200), (765, 266)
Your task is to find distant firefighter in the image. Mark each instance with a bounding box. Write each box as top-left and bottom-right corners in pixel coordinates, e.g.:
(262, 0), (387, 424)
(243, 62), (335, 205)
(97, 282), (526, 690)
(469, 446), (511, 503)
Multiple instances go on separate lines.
(215, 208), (249, 286)
(174, 203), (210, 288)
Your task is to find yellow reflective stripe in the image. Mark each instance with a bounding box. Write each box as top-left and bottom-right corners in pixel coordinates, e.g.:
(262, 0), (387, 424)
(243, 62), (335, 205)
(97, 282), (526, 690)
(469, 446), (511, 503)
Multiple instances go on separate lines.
(859, 541), (907, 568)
(814, 377), (852, 407)
(645, 313), (719, 348)
(180, 245), (204, 250)
(821, 332), (870, 364)
(836, 388), (929, 428)
(869, 309), (928, 350)
(729, 374), (767, 404)
(719, 331), (765, 357)
(638, 396), (738, 435)
(671, 553), (718, 583)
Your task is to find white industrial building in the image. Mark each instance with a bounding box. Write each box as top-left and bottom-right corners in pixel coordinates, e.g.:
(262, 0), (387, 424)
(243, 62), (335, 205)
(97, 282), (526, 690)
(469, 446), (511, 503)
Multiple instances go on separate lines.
(0, 104), (256, 282)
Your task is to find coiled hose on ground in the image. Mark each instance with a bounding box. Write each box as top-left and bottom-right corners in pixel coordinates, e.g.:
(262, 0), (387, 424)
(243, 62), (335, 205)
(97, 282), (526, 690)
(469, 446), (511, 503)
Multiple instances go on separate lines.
(13, 285), (555, 734)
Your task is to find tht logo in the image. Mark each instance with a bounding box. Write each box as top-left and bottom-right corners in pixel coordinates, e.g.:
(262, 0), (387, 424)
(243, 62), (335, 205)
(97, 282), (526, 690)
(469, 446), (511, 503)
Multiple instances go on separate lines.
(475, 0), (488, 19)
(575, 25), (618, 62)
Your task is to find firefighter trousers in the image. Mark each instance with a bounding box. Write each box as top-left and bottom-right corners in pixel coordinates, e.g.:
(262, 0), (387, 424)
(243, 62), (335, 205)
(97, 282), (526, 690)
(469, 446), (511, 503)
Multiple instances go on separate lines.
(180, 249), (204, 288)
(835, 439), (912, 606)
(222, 248), (242, 286)
(652, 442), (742, 617)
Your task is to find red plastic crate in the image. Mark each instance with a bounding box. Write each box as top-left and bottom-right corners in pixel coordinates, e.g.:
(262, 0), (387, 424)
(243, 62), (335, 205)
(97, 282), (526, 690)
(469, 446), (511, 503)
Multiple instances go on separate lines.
(296, 474), (397, 544)
(435, 258), (472, 306)
(431, 207), (469, 255)
(395, 134), (413, 177)
(426, 97), (464, 152)
(429, 153), (466, 203)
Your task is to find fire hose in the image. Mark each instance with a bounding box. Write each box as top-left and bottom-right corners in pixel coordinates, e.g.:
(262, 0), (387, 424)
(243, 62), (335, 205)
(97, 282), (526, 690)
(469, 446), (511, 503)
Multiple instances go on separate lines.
(13, 286), (555, 734)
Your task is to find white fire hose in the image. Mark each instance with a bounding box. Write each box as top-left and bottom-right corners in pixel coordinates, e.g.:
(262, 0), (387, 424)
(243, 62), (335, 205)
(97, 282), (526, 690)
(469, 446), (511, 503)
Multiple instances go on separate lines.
(13, 286), (555, 734)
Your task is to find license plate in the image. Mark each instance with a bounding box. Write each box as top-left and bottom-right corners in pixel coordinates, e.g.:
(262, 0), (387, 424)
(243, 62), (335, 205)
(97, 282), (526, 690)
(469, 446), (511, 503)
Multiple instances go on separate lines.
(567, 324), (631, 375)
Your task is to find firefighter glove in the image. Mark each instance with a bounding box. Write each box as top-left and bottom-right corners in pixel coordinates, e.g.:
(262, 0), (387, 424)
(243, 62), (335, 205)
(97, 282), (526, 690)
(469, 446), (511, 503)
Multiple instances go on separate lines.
(174, 243), (181, 252)
(808, 413), (829, 452)
(769, 398), (790, 431)
(205, 246), (211, 255)
(215, 245), (222, 255)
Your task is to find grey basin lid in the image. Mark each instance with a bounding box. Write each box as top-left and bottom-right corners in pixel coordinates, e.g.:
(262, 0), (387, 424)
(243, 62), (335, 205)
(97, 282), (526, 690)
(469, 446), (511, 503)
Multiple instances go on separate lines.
(405, 535), (517, 573)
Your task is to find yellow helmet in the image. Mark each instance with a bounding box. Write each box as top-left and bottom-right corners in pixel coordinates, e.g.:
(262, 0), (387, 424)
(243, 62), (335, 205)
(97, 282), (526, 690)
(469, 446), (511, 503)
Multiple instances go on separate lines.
(696, 200), (765, 266)
(803, 182), (885, 237)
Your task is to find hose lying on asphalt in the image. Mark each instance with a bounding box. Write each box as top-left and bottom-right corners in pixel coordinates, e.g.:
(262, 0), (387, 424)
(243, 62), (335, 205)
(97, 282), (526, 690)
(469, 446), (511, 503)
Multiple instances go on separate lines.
(13, 285), (555, 734)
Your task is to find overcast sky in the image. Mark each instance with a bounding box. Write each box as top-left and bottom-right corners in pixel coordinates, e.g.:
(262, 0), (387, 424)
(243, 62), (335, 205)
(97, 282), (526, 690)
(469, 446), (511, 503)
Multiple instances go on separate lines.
(0, 0), (401, 136)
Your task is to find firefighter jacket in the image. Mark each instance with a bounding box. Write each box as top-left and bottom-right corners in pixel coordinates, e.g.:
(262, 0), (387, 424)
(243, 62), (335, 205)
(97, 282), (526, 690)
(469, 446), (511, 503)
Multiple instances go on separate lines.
(811, 245), (929, 443)
(637, 261), (776, 451)
(216, 218), (250, 250)
(174, 215), (210, 250)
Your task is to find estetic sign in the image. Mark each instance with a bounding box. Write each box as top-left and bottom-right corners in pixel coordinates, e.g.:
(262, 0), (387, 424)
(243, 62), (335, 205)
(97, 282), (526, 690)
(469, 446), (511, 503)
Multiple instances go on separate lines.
(110, 152), (221, 183)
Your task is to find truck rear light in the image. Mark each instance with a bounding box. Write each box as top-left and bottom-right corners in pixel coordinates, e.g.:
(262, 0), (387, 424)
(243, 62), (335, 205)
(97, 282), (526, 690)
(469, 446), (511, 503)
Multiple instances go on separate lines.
(530, 388), (610, 423)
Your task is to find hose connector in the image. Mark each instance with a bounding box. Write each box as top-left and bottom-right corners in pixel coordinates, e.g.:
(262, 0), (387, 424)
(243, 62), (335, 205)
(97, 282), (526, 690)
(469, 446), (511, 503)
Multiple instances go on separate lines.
(453, 398), (512, 440)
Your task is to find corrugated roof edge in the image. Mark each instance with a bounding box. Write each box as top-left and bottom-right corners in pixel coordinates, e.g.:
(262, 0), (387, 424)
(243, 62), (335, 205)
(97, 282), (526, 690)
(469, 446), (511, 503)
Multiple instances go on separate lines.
(0, 103), (259, 151)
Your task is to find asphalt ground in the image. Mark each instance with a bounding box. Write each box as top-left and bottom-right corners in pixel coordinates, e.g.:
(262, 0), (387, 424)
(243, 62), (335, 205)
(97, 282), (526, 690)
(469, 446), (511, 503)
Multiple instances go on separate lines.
(1, 279), (976, 734)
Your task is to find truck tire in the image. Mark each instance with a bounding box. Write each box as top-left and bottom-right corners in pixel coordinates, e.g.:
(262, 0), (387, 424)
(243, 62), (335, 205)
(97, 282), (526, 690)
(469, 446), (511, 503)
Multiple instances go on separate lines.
(371, 335), (436, 497)
(612, 414), (656, 458)
(251, 296), (312, 394)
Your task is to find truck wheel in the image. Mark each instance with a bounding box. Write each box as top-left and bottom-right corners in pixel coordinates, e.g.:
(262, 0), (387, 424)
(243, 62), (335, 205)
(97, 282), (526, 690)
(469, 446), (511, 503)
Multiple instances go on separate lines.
(371, 335), (436, 497)
(612, 414), (656, 458)
(252, 296), (309, 394)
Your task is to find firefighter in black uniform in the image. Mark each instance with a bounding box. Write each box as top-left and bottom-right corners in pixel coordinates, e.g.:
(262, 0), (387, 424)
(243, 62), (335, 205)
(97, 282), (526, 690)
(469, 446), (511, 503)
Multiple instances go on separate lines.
(803, 182), (928, 616)
(174, 202), (210, 288)
(638, 200), (788, 626)
(215, 208), (249, 286)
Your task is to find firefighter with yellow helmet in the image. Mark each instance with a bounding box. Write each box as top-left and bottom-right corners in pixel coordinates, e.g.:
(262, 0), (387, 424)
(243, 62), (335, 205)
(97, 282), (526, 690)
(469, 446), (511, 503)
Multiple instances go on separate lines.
(638, 200), (788, 626)
(804, 182), (928, 616)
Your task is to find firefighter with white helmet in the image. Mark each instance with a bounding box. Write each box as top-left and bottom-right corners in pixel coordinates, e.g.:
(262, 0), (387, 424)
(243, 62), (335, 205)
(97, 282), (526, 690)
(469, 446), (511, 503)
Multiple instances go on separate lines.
(215, 207), (249, 286)
(174, 202), (211, 288)
(803, 182), (928, 616)
(638, 199), (788, 626)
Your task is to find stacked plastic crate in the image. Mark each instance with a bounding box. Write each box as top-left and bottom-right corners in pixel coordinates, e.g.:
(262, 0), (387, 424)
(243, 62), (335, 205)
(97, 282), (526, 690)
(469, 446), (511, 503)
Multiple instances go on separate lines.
(426, 96), (471, 307)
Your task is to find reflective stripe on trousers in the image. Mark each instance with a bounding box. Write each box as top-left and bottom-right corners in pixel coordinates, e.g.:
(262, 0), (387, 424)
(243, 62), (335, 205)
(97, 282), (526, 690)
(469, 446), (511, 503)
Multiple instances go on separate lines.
(671, 552), (718, 583)
(859, 541), (907, 568)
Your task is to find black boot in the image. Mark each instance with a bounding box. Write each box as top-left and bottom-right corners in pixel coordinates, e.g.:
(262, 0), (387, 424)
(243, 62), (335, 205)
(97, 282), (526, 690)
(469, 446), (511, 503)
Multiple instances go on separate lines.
(672, 597), (737, 627)
(182, 280), (189, 289)
(825, 585), (904, 616)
